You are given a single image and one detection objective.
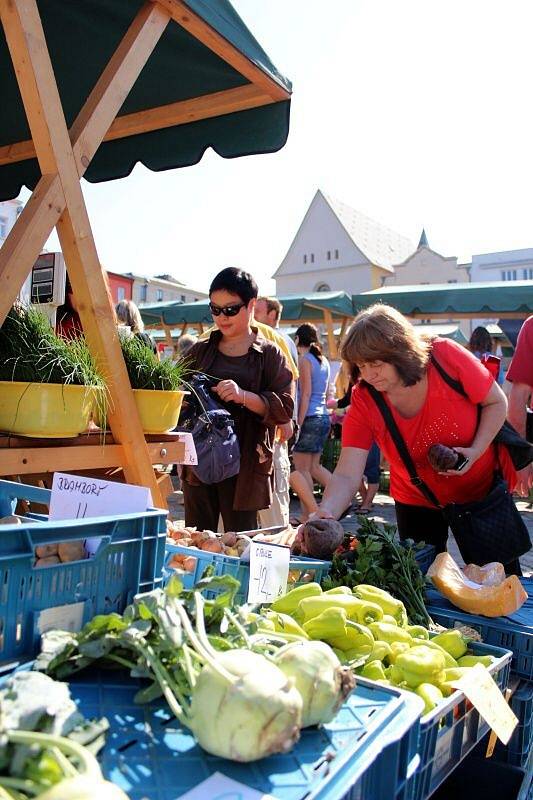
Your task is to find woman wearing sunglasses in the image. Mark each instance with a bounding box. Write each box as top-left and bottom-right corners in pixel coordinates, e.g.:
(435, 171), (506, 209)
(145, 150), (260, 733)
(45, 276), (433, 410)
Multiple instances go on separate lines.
(181, 267), (294, 532)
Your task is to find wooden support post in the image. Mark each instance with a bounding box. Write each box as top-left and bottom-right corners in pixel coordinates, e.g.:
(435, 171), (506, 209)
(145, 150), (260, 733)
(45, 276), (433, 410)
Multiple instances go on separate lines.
(0, 1), (169, 328)
(163, 325), (174, 348)
(0, 0), (171, 504)
(338, 317), (349, 344)
(323, 309), (337, 359)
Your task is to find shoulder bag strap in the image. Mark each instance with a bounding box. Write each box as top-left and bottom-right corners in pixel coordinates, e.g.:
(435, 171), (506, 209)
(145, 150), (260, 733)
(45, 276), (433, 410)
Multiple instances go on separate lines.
(366, 384), (442, 509)
(429, 353), (467, 397)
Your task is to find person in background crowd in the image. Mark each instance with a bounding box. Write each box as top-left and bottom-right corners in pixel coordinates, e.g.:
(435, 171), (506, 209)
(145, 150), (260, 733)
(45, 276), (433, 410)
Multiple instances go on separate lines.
(507, 315), (533, 496)
(254, 295), (318, 526)
(116, 299), (158, 354)
(181, 268), (293, 532)
(328, 363), (381, 514)
(311, 304), (523, 574)
(176, 333), (197, 359)
(469, 325), (503, 384)
(56, 277), (82, 338)
(293, 323), (332, 496)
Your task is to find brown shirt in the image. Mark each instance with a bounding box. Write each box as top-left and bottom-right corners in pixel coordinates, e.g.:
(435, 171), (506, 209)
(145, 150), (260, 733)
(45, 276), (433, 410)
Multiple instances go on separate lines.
(182, 328), (293, 511)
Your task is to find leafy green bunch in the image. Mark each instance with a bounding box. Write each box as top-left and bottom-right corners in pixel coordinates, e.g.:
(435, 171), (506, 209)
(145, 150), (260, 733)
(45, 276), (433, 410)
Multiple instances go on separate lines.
(120, 334), (189, 391)
(322, 517), (431, 627)
(0, 305), (104, 388)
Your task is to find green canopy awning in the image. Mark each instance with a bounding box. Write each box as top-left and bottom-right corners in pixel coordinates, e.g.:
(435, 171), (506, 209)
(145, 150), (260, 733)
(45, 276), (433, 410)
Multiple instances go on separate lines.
(140, 291), (354, 327)
(352, 281), (533, 317)
(0, 0), (291, 201)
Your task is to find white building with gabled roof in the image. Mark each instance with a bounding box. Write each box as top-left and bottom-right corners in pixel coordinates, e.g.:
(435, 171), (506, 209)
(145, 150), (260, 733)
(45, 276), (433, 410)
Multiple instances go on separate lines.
(273, 189), (416, 295)
(383, 229), (469, 286)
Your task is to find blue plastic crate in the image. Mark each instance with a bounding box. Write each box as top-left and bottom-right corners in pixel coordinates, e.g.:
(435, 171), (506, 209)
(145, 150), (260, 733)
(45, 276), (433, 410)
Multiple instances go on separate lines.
(408, 640), (513, 800)
(409, 543), (436, 575)
(0, 479), (167, 663)
(426, 579), (533, 680)
(165, 542), (331, 604)
(489, 679), (533, 770)
(0, 663), (423, 800)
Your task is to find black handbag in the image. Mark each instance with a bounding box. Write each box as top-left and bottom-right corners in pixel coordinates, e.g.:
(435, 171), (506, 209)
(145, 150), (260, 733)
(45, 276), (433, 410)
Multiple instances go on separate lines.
(367, 384), (531, 567)
(430, 355), (533, 471)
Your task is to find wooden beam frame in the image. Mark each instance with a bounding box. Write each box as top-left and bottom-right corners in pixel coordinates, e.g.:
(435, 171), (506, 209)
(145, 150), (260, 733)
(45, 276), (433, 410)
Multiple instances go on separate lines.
(0, 0), (171, 504)
(0, 0), (291, 504)
(0, 85), (277, 168)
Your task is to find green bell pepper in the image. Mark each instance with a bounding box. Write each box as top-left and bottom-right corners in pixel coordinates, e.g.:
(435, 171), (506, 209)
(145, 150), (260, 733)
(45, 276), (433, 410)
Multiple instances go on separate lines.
(353, 585), (409, 627)
(302, 607), (374, 656)
(324, 586), (353, 595)
(431, 630), (468, 660)
(368, 640), (393, 663)
(369, 621), (413, 646)
(361, 660), (388, 682)
(407, 625), (429, 640)
(382, 614), (399, 626)
(415, 683), (444, 715)
(298, 594), (384, 625)
(388, 641), (411, 664)
(437, 666), (472, 697)
(264, 610), (309, 639)
(457, 655), (495, 668)
(411, 638), (458, 668)
(390, 645), (446, 689)
(271, 582), (322, 615)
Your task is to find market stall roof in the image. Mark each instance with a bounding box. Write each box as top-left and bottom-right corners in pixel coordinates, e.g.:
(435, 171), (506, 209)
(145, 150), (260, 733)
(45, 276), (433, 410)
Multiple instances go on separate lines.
(352, 281), (533, 319)
(140, 291), (354, 326)
(0, 0), (292, 201)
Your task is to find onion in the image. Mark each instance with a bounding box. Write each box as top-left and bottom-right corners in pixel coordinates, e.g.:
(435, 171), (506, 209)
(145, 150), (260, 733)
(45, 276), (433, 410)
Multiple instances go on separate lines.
(189, 649), (302, 761)
(274, 641), (356, 727)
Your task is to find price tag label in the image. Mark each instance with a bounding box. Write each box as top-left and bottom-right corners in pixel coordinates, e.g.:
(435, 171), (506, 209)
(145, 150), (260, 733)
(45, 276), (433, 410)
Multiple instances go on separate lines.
(247, 541), (290, 604)
(179, 771), (276, 800)
(450, 663), (518, 744)
(49, 472), (153, 520)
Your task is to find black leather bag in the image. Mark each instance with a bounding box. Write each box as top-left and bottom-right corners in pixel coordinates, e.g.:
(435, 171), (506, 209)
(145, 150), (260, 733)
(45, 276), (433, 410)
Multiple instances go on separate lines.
(430, 355), (533, 471)
(367, 385), (531, 567)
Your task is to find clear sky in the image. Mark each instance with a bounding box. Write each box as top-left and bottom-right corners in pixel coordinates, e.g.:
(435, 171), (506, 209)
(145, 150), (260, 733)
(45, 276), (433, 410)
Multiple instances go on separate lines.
(34, 0), (533, 295)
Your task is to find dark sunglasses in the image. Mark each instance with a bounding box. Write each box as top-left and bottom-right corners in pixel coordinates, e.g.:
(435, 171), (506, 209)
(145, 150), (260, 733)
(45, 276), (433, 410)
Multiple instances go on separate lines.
(209, 302), (246, 317)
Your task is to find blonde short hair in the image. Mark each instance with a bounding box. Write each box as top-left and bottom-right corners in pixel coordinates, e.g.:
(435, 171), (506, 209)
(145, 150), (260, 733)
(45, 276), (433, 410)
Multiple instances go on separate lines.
(116, 299), (144, 334)
(341, 304), (430, 386)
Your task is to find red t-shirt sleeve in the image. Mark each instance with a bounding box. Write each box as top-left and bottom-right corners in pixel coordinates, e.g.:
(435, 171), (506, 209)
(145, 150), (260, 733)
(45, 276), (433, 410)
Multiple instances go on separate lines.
(507, 316), (533, 387)
(341, 384), (374, 450)
(433, 338), (494, 403)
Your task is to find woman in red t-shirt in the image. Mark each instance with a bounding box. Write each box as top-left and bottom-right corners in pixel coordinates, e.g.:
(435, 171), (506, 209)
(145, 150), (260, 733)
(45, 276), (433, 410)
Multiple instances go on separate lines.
(314, 304), (520, 572)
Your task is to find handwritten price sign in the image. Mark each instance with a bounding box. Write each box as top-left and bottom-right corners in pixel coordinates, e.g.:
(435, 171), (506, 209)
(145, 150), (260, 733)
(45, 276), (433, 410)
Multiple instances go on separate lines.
(247, 541), (290, 604)
(49, 473), (153, 520)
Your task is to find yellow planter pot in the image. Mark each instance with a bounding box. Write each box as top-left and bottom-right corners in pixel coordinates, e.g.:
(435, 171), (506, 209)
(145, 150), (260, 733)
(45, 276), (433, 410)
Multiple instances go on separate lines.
(133, 389), (187, 434)
(0, 381), (94, 438)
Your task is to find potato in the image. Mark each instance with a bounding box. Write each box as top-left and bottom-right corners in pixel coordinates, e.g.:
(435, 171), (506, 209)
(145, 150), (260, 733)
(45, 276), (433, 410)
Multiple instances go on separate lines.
(221, 532), (237, 547)
(0, 515), (21, 525)
(200, 539), (224, 553)
(35, 556), (61, 568)
(35, 544), (59, 559)
(58, 541), (87, 562)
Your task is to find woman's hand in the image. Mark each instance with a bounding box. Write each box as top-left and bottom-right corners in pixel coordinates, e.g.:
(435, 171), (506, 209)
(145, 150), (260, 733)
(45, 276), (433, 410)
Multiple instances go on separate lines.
(213, 380), (243, 404)
(439, 445), (481, 476)
(307, 508), (336, 521)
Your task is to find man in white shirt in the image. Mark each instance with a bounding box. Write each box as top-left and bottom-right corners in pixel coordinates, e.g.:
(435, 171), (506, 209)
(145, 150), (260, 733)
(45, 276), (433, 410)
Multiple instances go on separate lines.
(254, 296), (298, 527)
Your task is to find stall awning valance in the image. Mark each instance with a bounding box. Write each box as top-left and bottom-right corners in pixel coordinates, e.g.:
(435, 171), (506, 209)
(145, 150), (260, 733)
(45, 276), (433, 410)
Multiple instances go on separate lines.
(140, 291), (354, 327)
(352, 281), (533, 318)
(0, 0), (291, 201)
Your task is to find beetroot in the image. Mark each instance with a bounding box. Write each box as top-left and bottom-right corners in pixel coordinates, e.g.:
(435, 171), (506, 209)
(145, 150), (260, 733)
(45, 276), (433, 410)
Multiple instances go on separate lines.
(300, 519), (345, 560)
(427, 443), (459, 471)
